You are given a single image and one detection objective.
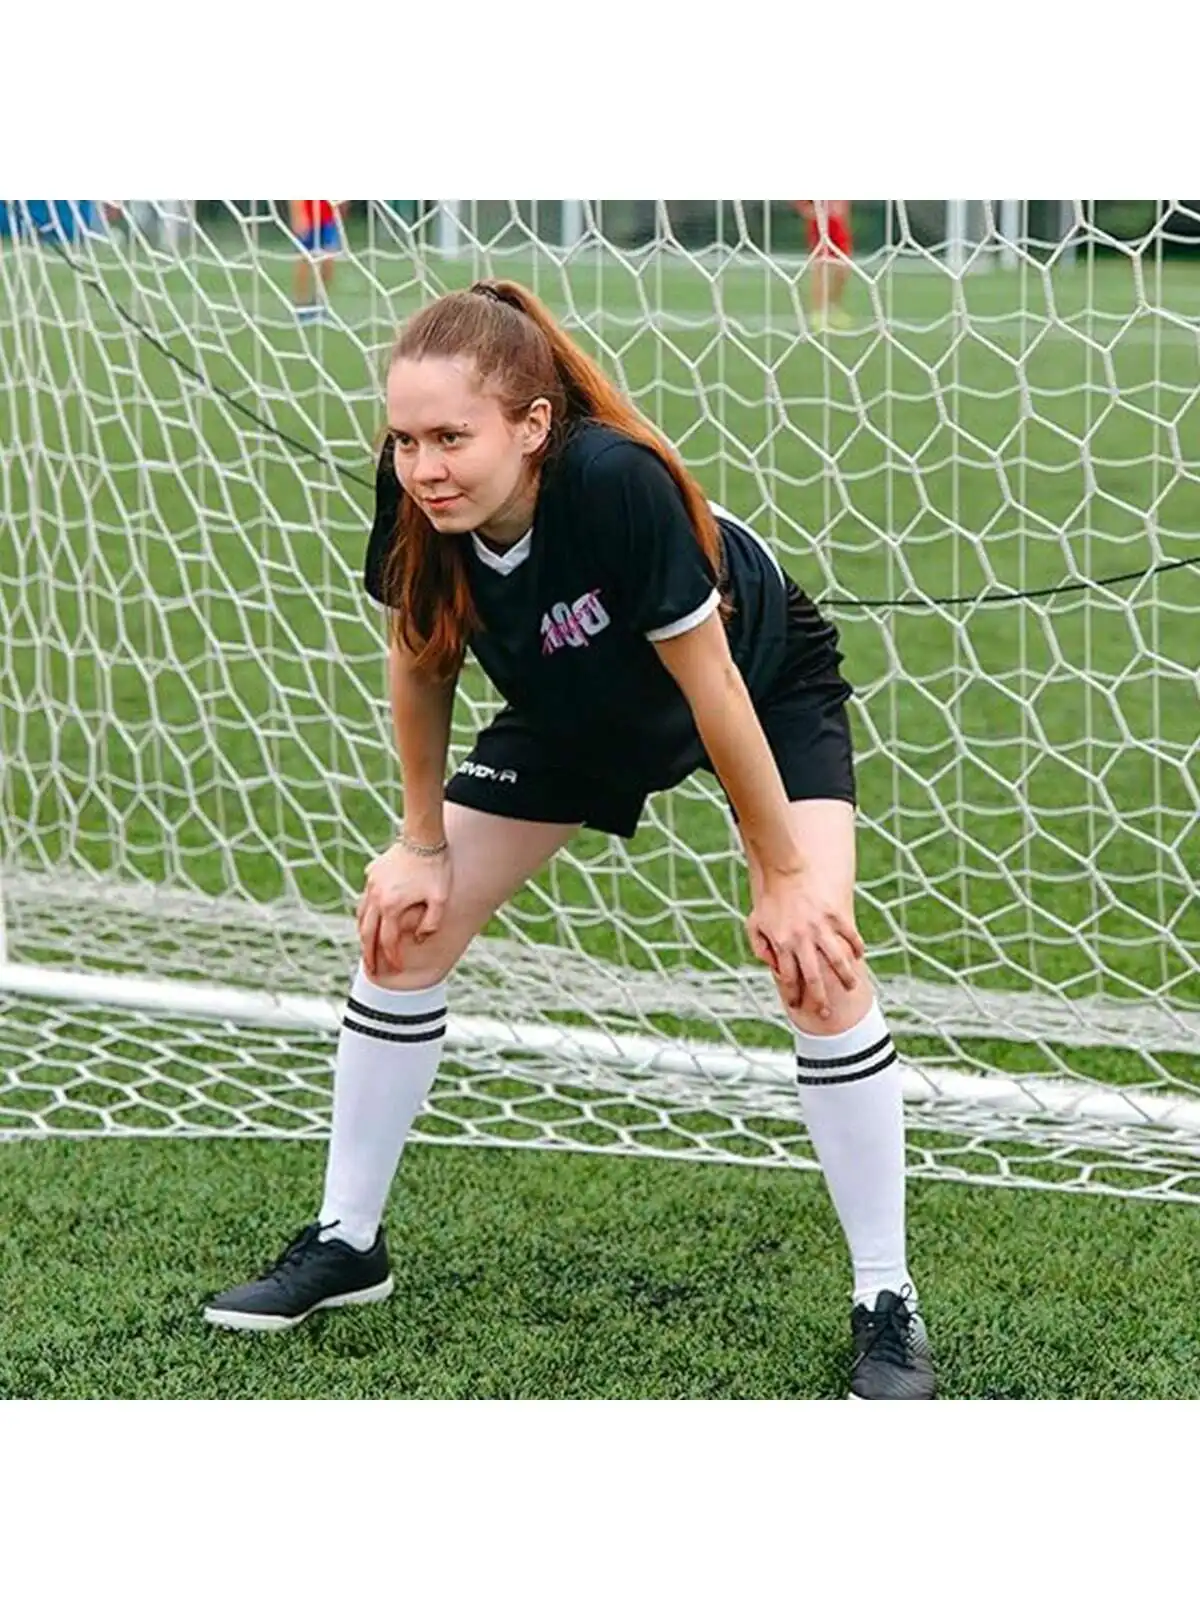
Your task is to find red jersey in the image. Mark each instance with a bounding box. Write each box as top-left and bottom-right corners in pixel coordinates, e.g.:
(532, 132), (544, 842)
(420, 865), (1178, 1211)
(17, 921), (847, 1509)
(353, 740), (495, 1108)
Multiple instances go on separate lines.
(295, 200), (336, 228)
(796, 201), (852, 256)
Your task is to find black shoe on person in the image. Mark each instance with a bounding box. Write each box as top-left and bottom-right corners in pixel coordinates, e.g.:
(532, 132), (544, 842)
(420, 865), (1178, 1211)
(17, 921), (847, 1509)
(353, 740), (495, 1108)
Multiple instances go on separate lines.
(203, 1222), (392, 1332)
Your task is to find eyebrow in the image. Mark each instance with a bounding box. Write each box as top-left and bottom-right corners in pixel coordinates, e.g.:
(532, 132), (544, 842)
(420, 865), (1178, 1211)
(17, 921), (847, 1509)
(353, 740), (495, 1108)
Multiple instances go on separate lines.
(391, 421), (471, 434)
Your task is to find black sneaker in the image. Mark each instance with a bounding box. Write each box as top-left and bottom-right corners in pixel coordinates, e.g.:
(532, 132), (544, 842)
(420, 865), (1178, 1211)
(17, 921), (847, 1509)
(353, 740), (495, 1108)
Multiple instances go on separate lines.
(849, 1288), (936, 1399)
(203, 1223), (393, 1332)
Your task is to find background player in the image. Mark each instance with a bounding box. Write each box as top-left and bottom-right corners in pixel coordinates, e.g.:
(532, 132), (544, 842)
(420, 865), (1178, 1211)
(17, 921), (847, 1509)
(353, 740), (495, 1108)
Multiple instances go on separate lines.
(796, 200), (854, 330)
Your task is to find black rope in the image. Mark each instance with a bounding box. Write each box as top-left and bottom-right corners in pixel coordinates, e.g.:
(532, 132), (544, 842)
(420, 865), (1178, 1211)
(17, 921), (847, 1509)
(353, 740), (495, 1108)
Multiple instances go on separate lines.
(42, 230), (1200, 610)
(830, 553), (1198, 609)
(45, 232), (373, 490)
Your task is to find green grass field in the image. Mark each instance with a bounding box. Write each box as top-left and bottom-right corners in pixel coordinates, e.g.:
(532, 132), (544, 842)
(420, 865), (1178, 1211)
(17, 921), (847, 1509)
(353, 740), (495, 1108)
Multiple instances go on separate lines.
(1, 217), (1198, 1396)
(2, 1137), (1199, 1399)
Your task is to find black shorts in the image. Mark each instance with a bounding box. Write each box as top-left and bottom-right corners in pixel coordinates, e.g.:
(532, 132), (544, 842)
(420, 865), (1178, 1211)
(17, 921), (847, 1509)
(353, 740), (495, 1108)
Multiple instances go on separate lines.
(444, 674), (857, 840)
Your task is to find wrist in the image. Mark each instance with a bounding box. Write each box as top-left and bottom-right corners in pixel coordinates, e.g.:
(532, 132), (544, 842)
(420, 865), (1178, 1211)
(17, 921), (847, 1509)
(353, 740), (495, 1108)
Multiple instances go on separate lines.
(759, 856), (806, 884)
(396, 827), (448, 857)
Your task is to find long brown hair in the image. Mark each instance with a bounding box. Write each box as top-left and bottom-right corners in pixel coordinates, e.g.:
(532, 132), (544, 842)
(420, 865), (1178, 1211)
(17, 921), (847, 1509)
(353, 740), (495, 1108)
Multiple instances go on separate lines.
(382, 279), (723, 679)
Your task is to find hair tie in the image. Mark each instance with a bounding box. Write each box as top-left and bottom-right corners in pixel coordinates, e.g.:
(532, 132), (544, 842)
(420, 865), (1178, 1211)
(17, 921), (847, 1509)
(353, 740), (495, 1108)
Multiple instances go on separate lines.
(472, 281), (509, 307)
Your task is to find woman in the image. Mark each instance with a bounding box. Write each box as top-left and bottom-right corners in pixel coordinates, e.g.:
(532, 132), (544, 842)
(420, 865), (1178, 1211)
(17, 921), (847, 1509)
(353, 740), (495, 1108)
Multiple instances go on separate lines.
(204, 279), (936, 1400)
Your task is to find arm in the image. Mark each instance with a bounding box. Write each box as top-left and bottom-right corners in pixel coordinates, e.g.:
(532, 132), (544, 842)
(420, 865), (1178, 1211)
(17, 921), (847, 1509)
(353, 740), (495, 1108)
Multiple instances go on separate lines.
(653, 613), (863, 1013)
(585, 438), (859, 1006)
(356, 443), (462, 967)
(388, 636), (458, 848)
(652, 613), (802, 880)
(356, 638), (458, 975)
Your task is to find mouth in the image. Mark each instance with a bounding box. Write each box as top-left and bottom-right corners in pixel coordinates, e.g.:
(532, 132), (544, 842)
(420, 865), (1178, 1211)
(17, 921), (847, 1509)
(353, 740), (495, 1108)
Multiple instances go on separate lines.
(424, 494), (463, 513)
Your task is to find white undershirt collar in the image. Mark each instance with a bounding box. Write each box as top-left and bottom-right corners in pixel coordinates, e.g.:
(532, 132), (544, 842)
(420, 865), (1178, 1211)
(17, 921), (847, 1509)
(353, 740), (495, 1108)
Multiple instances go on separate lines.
(471, 528), (532, 576)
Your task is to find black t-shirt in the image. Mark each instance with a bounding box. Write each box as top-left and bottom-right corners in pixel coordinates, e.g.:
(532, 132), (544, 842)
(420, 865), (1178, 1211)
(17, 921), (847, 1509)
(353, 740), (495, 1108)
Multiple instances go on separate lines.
(364, 420), (841, 788)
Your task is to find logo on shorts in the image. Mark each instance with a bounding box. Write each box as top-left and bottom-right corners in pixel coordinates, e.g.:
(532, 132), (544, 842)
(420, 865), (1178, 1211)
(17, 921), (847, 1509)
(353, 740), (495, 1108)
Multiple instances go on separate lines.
(458, 759), (518, 784)
(540, 589), (611, 655)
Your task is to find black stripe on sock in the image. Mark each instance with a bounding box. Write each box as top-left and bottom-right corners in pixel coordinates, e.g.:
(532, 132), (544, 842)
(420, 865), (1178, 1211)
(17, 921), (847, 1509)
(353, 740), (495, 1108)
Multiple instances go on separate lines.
(346, 995), (447, 1027)
(794, 1033), (894, 1073)
(342, 1017), (447, 1047)
(795, 1046), (897, 1087)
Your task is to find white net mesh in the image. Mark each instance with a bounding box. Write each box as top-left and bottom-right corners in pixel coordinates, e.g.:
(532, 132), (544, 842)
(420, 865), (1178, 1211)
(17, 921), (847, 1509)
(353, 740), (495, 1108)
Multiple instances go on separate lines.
(2, 199), (1198, 1198)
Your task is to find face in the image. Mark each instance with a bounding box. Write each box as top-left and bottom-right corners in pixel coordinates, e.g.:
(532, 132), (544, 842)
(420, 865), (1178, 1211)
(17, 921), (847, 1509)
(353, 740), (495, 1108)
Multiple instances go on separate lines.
(386, 356), (551, 541)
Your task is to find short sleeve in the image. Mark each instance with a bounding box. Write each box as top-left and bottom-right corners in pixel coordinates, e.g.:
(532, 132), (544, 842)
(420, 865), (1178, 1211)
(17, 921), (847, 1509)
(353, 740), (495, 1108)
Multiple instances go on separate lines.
(584, 440), (719, 640)
(363, 438), (400, 605)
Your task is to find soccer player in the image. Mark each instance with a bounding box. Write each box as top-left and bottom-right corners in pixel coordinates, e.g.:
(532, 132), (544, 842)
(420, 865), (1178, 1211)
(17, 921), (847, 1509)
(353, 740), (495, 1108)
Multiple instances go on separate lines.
(289, 199), (342, 322)
(203, 280), (936, 1400)
(796, 200), (854, 330)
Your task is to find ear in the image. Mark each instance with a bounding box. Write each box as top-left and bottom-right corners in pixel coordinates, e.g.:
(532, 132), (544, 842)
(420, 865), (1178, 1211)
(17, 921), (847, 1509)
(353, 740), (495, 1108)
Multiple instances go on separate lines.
(519, 397), (553, 456)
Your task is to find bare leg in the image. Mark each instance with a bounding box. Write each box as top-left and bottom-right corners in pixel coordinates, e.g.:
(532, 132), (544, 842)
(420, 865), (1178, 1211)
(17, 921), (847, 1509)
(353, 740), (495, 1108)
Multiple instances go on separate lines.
(294, 254), (314, 306)
(743, 799), (912, 1304)
(370, 803), (579, 991)
(826, 258), (851, 317)
(316, 805), (580, 1246)
(203, 806), (582, 1328)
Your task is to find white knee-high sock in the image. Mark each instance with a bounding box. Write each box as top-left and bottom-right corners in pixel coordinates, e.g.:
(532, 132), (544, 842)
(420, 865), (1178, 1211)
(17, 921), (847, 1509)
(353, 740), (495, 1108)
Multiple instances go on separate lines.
(793, 999), (913, 1308)
(318, 965), (448, 1252)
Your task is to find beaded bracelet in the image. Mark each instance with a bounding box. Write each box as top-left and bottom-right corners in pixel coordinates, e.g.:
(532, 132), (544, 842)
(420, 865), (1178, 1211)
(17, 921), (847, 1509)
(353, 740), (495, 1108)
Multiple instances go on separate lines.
(398, 831), (449, 858)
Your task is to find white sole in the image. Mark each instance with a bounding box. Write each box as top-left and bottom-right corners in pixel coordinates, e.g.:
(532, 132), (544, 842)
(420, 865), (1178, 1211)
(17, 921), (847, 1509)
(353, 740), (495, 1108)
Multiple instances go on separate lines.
(846, 1383), (937, 1400)
(203, 1274), (394, 1333)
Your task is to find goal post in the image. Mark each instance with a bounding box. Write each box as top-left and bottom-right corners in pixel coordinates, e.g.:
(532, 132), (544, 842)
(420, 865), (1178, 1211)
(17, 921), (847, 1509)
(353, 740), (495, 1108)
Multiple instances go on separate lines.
(1, 198), (1198, 1199)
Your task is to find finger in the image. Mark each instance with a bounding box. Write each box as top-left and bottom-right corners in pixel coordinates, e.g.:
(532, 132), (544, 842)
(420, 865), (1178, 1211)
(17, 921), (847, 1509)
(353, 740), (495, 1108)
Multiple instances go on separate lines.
(832, 912), (866, 961)
(747, 920), (779, 973)
(359, 901), (381, 978)
(380, 911), (409, 974)
(415, 899), (443, 940)
(797, 939), (829, 1017)
(777, 947), (805, 1010)
(818, 926), (860, 992)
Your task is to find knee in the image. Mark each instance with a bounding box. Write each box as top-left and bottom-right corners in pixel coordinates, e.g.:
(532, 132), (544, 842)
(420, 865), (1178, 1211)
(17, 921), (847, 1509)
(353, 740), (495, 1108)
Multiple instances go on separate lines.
(368, 931), (470, 993)
(782, 957), (875, 1037)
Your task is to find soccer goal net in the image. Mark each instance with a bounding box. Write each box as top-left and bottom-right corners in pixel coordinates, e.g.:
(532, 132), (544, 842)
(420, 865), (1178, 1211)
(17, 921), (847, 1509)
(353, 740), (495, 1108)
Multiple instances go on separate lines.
(1, 198), (1197, 1200)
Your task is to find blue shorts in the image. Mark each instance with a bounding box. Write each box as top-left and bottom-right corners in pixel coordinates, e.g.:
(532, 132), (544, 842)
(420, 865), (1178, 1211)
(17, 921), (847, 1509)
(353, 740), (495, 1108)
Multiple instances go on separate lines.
(296, 219), (340, 253)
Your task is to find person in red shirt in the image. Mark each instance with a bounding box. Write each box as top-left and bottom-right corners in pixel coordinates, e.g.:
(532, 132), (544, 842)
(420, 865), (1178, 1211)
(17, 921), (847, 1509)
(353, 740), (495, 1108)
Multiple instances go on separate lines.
(289, 200), (343, 323)
(795, 201), (854, 331)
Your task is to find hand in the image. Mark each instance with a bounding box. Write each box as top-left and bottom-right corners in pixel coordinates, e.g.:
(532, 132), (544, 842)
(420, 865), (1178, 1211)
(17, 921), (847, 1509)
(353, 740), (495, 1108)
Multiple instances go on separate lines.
(356, 840), (451, 978)
(746, 874), (865, 1016)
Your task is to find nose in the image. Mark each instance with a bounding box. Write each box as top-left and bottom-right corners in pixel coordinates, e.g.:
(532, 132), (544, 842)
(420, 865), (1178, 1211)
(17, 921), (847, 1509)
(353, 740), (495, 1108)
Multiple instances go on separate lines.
(411, 447), (449, 485)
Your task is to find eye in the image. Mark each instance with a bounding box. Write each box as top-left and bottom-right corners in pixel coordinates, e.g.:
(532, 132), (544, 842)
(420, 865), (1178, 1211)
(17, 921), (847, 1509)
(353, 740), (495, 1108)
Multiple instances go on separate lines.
(392, 432), (414, 450)
(440, 431), (462, 446)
